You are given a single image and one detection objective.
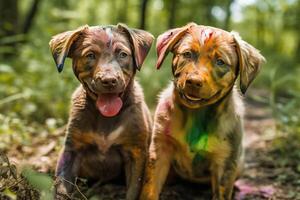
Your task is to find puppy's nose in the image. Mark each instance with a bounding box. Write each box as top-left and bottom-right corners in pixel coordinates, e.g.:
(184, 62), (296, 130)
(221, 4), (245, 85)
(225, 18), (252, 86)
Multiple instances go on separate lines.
(186, 75), (203, 88)
(100, 76), (118, 87)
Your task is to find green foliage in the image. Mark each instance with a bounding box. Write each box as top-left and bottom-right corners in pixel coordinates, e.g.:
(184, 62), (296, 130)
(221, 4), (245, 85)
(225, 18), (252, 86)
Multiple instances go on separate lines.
(0, 0), (299, 144)
(0, 152), (40, 199)
(22, 168), (53, 200)
(0, 1), (299, 198)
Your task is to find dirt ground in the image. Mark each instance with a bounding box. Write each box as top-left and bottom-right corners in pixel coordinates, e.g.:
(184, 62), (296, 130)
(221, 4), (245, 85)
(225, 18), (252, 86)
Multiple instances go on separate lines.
(1, 96), (300, 200)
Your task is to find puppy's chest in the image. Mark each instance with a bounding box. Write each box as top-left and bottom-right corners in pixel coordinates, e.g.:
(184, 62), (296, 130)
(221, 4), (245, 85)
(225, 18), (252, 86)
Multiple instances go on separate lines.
(72, 125), (125, 153)
(170, 111), (230, 167)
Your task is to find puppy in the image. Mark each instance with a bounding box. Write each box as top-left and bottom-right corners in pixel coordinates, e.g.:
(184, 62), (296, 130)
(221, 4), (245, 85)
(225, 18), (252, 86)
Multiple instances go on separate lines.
(49, 24), (153, 200)
(140, 23), (265, 200)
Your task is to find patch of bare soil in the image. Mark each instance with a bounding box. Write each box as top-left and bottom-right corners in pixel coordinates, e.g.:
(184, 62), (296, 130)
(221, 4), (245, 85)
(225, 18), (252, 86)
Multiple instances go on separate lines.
(1, 99), (300, 199)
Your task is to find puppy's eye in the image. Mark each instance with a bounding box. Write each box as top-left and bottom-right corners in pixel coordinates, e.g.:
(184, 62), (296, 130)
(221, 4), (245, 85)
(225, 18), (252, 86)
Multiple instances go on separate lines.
(86, 53), (96, 60)
(216, 59), (225, 66)
(119, 52), (128, 59)
(182, 51), (192, 59)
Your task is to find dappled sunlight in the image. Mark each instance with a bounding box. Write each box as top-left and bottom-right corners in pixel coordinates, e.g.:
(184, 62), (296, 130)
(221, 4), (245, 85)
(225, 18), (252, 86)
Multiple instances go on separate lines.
(0, 0), (299, 199)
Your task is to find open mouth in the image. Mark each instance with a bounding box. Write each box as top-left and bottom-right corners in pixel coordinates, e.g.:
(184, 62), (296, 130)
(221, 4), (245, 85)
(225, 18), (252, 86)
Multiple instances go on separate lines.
(96, 92), (124, 117)
(83, 80), (126, 117)
(179, 90), (220, 104)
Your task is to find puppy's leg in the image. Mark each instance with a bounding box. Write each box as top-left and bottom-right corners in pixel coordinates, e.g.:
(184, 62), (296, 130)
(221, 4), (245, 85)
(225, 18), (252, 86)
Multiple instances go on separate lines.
(123, 147), (145, 200)
(211, 162), (238, 200)
(140, 135), (173, 200)
(55, 146), (78, 194)
(55, 128), (83, 194)
(211, 131), (242, 200)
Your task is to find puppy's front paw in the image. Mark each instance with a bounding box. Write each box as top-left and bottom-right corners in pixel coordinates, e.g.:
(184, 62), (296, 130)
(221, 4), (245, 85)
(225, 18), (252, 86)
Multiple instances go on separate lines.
(212, 195), (229, 200)
(54, 177), (72, 199)
(140, 188), (159, 200)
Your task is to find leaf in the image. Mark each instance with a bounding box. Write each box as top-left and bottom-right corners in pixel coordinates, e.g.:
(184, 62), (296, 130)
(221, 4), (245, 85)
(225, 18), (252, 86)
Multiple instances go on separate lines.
(37, 141), (56, 157)
(3, 188), (17, 200)
(0, 166), (10, 178)
(22, 168), (53, 192)
(0, 64), (14, 73)
(10, 164), (17, 179)
(297, 164), (300, 173)
(0, 152), (9, 163)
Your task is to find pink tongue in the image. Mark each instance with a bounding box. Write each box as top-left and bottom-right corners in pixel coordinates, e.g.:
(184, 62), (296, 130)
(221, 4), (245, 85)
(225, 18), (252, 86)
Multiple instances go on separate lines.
(96, 94), (123, 117)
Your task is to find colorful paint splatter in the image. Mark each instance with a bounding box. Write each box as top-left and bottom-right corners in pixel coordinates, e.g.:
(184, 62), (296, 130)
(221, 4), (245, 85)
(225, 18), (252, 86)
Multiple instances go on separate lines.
(185, 109), (215, 163)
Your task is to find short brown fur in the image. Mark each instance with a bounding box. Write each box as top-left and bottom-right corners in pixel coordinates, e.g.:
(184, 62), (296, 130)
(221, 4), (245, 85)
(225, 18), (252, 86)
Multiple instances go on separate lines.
(49, 24), (154, 200)
(140, 23), (265, 200)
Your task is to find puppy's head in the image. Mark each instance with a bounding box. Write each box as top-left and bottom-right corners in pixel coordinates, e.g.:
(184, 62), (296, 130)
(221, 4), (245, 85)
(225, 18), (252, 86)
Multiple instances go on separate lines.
(156, 23), (265, 109)
(49, 24), (154, 117)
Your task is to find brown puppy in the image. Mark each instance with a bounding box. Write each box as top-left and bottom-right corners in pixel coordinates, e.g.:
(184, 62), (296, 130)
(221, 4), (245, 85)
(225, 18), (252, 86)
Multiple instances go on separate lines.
(140, 23), (265, 200)
(49, 24), (153, 200)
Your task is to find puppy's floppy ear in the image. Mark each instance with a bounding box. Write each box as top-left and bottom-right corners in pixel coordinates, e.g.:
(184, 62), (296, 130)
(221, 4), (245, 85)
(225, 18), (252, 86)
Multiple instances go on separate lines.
(232, 32), (266, 94)
(156, 22), (197, 69)
(49, 25), (88, 73)
(117, 23), (154, 70)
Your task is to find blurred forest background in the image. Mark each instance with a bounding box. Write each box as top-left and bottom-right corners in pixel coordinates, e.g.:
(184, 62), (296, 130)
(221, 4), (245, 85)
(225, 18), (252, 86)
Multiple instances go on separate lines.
(0, 0), (300, 199)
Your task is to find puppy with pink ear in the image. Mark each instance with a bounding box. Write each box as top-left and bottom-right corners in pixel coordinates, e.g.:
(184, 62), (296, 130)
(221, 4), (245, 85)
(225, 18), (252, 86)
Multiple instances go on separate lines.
(49, 24), (154, 200)
(140, 23), (265, 200)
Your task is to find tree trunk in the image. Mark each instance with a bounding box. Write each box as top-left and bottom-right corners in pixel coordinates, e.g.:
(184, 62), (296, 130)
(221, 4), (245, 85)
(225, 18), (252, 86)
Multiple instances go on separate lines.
(110, 0), (117, 24)
(256, 5), (264, 48)
(168, 0), (177, 28)
(295, 1), (300, 62)
(224, 0), (234, 30)
(117, 0), (129, 23)
(0, 0), (19, 57)
(140, 0), (149, 29)
(0, 0), (18, 37)
(22, 0), (41, 34)
(202, 0), (214, 26)
(0, 0), (41, 58)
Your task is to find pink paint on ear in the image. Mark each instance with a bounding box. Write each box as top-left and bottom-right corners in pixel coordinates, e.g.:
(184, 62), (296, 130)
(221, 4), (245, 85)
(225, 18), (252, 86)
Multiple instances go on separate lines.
(156, 30), (175, 69)
(156, 23), (197, 69)
(135, 46), (147, 70)
(156, 31), (173, 57)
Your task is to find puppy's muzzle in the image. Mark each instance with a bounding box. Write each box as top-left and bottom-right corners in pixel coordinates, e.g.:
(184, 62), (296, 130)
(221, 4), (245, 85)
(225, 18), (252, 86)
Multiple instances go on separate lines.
(178, 73), (220, 103)
(97, 76), (118, 88)
(183, 74), (204, 98)
(91, 73), (123, 93)
(186, 74), (203, 89)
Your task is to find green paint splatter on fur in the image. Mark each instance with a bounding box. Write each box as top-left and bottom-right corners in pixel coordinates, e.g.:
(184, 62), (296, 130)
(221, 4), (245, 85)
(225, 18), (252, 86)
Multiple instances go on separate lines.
(192, 153), (204, 165)
(186, 111), (209, 152)
(185, 109), (215, 163)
